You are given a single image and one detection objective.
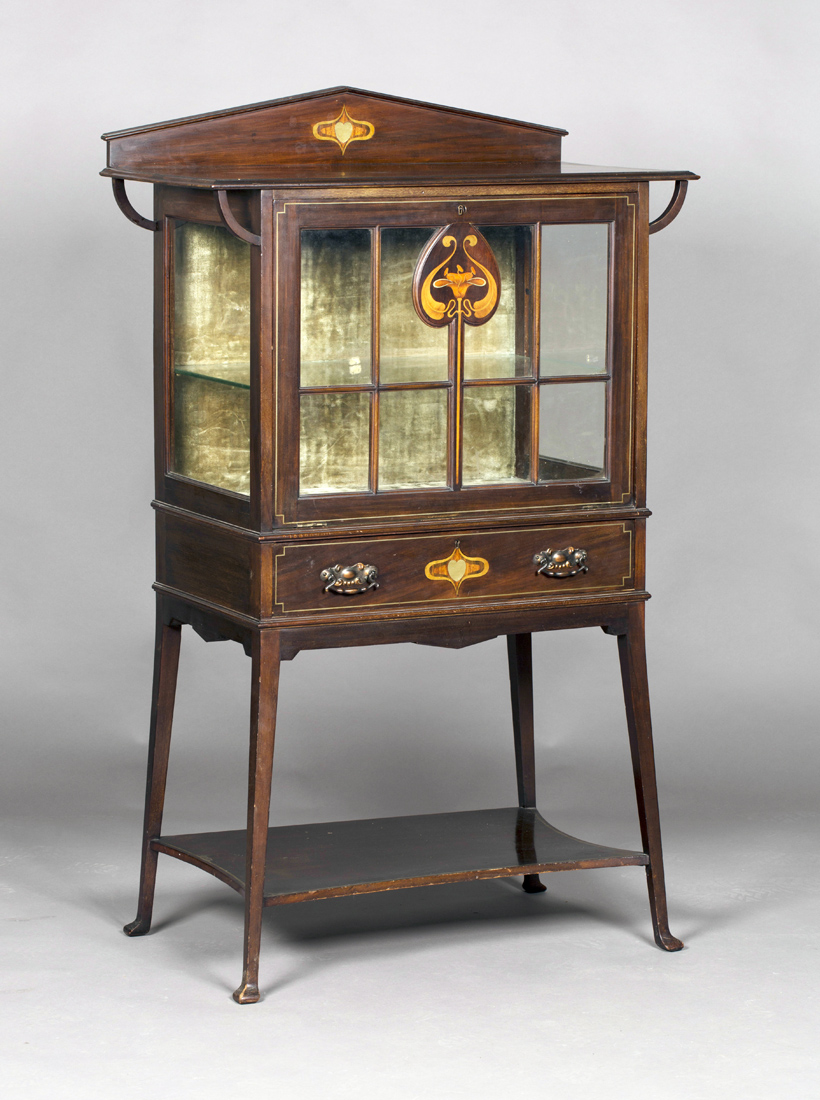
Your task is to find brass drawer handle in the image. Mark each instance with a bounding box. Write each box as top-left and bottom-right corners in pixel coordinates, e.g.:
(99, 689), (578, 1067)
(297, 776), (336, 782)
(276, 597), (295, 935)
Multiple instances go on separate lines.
(534, 547), (589, 579)
(320, 562), (379, 596)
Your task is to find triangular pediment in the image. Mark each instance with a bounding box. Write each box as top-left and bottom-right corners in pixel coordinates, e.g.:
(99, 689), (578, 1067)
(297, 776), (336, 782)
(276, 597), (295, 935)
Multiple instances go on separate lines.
(102, 87), (567, 187)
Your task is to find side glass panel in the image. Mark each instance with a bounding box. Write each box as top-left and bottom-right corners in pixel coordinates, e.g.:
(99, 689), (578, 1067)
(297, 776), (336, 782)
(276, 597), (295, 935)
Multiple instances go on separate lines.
(462, 385), (531, 486)
(172, 223), (251, 495)
(539, 381), (606, 480)
(380, 228), (448, 384)
(299, 391), (370, 495)
(464, 226), (532, 380)
(540, 223), (609, 376)
(300, 229), (372, 387)
(378, 389), (448, 490)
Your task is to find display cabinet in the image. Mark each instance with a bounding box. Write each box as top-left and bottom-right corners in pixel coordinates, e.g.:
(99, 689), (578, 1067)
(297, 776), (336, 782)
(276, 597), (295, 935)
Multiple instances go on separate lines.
(103, 87), (697, 1002)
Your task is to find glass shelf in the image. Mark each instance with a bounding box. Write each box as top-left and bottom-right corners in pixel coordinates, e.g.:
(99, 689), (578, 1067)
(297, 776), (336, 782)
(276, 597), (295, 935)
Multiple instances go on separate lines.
(540, 356), (607, 378)
(378, 355), (448, 386)
(463, 353), (533, 380)
(299, 359), (371, 388)
(174, 361), (250, 388)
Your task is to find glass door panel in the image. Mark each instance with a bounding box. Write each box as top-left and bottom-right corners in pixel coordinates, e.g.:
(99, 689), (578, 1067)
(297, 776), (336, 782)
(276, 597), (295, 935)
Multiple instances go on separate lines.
(539, 381), (606, 480)
(540, 223), (609, 376)
(300, 229), (372, 387)
(378, 389), (448, 490)
(464, 226), (532, 380)
(172, 222), (251, 495)
(299, 391), (370, 495)
(462, 385), (531, 486)
(380, 228), (448, 384)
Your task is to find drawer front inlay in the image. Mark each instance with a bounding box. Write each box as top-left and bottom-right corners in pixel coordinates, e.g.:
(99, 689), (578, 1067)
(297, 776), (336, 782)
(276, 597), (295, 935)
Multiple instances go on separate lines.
(424, 543), (490, 596)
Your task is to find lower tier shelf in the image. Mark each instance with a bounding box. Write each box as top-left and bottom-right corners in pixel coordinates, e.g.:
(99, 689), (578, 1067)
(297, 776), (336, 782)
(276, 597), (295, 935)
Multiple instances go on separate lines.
(154, 807), (648, 906)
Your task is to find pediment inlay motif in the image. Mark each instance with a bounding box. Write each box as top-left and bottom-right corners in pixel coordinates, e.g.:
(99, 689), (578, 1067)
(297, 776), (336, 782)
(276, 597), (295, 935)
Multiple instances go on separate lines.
(311, 104), (375, 154)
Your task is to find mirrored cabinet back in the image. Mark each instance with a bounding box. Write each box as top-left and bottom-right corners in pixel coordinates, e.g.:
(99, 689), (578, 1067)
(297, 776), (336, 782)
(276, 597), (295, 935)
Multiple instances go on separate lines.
(104, 87), (697, 1003)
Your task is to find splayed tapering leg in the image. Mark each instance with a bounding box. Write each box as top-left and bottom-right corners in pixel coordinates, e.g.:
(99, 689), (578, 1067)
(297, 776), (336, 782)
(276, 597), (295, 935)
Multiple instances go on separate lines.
(613, 605), (683, 951)
(233, 630), (281, 1003)
(124, 599), (182, 936)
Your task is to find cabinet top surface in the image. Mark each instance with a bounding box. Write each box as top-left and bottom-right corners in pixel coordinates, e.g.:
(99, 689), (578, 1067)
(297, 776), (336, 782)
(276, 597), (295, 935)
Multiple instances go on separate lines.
(102, 86), (698, 188)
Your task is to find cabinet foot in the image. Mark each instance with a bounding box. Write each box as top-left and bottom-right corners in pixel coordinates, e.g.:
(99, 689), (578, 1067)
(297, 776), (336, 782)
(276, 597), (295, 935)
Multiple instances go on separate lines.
(522, 873), (547, 893)
(653, 924), (684, 951)
(232, 982), (261, 1004)
(123, 917), (151, 937)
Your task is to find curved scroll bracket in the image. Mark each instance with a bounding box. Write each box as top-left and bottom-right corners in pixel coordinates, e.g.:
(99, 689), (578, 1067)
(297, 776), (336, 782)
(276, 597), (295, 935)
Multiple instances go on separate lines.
(648, 180), (689, 235)
(111, 178), (158, 232)
(216, 190), (261, 247)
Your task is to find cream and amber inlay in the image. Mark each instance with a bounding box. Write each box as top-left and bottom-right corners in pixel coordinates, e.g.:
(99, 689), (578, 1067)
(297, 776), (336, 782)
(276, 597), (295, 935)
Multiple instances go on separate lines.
(312, 105), (375, 154)
(424, 543), (489, 596)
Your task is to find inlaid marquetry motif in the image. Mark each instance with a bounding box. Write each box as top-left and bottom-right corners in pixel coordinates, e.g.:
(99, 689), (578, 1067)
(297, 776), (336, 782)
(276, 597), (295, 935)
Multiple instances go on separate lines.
(311, 105), (375, 154)
(413, 223), (500, 329)
(424, 542), (489, 596)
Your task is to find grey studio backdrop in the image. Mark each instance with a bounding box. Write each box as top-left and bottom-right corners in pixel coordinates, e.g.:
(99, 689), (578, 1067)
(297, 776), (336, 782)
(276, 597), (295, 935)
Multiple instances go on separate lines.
(2, 2), (818, 1098)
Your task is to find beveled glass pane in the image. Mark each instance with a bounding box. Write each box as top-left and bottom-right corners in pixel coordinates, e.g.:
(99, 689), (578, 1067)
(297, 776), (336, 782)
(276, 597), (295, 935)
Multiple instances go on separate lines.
(380, 228), (448, 384)
(172, 222), (251, 494)
(300, 229), (372, 387)
(464, 226), (532, 380)
(539, 382), (606, 480)
(378, 389), (448, 490)
(300, 391), (370, 495)
(462, 385), (531, 486)
(540, 223), (609, 376)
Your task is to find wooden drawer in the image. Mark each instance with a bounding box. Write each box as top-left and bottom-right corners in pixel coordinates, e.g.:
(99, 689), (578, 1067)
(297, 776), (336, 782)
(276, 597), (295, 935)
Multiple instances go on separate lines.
(273, 522), (635, 614)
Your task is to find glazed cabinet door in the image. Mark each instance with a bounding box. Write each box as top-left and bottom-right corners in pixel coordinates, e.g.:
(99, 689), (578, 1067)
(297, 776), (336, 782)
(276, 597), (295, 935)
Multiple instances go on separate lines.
(275, 191), (639, 525)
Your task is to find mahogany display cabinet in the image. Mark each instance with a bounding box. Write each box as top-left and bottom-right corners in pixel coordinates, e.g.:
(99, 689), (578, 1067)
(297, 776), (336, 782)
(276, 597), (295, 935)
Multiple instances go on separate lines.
(103, 87), (697, 1003)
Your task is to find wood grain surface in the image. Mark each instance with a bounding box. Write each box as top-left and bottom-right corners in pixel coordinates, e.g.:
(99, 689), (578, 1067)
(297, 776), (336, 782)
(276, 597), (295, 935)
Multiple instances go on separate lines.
(155, 808), (648, 905)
